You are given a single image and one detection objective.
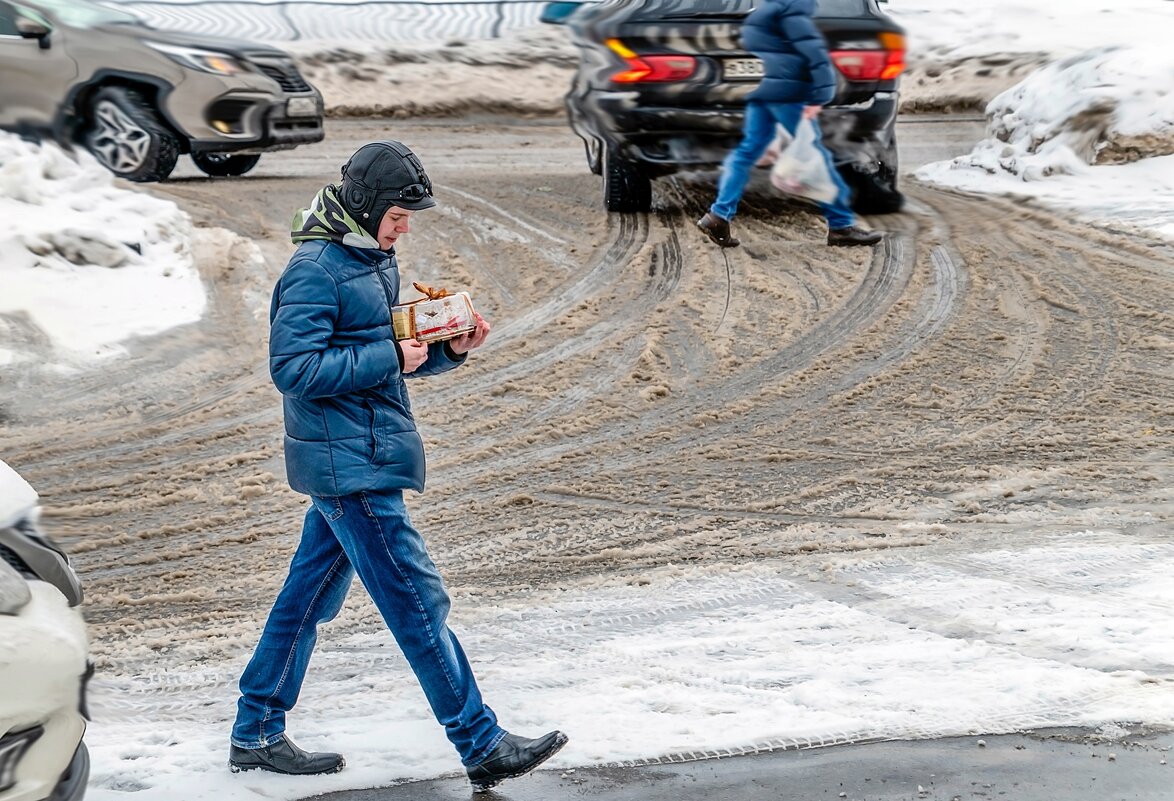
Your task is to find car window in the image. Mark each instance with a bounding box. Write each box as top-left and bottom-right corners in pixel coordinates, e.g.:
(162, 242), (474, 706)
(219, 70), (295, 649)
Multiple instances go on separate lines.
(816, 0), (867, 16)
(0, 1), (21, 36)
(633, 0), (754, 19)
(14, 0), (137, 27)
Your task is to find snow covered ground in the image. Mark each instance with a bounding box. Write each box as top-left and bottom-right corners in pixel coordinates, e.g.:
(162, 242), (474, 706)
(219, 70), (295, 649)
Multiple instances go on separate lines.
(1, 2), (1172, 800)
(85, 527), (1174, 800)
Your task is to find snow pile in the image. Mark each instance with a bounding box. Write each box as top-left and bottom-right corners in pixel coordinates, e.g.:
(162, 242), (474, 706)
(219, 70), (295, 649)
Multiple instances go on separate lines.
(289, 25), (578, 118)
(916, 46), (1174, 240)
(961, 47), (1172, 181)
(893, 0), (1174, 112)
(0, 134), (206, 367)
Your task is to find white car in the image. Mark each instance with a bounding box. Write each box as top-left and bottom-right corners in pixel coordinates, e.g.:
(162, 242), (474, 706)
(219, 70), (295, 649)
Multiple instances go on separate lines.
(0, 460), (89, 801)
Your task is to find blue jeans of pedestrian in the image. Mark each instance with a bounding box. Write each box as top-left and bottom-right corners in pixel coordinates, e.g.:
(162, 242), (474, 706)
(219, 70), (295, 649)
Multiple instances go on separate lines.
(231, 490), (505, 767)
(711, 101), (855, 230)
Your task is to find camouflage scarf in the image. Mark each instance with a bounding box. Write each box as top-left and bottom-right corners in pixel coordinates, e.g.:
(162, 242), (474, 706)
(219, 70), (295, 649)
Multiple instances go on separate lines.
(290, 185), (381, 249)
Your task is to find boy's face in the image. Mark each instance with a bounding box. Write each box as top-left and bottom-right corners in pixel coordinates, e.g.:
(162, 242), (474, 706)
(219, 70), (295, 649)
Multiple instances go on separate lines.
(377, 206), (414, 250)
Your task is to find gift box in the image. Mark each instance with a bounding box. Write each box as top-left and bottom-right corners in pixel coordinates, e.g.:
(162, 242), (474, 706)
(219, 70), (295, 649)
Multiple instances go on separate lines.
(392, 282), (477, 343)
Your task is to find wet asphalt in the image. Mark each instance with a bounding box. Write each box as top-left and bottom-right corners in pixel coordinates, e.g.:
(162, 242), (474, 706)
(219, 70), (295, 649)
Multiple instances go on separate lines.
(303, 729), (1173, 801)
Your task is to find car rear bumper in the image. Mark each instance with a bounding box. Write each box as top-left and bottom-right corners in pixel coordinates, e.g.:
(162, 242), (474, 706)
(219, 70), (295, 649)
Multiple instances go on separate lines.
(580, 90), (899, 171)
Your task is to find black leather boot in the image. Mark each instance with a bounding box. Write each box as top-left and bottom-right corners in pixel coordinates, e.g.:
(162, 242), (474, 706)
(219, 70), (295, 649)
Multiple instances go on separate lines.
(466, 731), (569, 792)
(697, 212), (741, 248)
(827, 225), (883, 247)
(229, 734), (345, 775)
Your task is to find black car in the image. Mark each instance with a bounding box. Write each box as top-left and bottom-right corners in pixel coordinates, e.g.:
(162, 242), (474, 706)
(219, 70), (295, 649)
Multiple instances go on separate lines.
(542, 0), (906, 214)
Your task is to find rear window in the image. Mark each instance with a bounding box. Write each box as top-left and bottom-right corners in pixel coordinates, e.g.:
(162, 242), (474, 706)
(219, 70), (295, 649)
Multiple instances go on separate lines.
(816, 0), (868, 17)
(634, 1), (868, 20)
(634, 0), (755, 18)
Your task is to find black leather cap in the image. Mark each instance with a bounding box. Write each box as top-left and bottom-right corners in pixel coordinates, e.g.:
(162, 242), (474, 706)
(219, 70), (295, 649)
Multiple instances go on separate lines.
(339, 140), (435, 236)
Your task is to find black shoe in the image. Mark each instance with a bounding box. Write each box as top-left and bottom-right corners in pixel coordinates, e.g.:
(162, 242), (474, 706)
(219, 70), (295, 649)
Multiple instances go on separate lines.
(229, 734), (345, 776)
(697, 212), (740, 248)
(467, 731), (569, 793)
(827, 225), (883, 247)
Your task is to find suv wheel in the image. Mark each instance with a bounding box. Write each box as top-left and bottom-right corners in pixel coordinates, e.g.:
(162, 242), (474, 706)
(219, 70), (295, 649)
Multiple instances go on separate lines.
(603, 146), (652, 213)
(192, 153), (261, 177)
(845, 142), (904, 215)
(84, 87), (179, 183)
(848, 165), (904, 215)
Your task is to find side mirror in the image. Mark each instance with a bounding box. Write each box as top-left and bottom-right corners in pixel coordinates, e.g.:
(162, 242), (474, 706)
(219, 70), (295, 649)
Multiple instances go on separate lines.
(539, 1), (585, 25)
(15, 16), (52, 49)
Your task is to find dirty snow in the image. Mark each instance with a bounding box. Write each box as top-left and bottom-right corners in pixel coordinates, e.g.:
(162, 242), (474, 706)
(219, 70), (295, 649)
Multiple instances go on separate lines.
(0, 134), (206, 368)
(915, 45), (1174, 240)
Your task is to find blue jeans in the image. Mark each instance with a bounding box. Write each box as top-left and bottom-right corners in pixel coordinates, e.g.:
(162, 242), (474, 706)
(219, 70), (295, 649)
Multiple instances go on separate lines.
(231, 490), (505, 767)
(711, 101), (855, 230)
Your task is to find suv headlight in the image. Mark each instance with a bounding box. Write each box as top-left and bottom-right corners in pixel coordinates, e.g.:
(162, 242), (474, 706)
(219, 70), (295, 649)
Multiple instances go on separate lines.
(0, 521), (83, 607)
(146, 42), (246, 75)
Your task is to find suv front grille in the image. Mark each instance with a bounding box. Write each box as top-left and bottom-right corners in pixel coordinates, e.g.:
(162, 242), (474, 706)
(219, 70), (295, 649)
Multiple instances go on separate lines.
(254, 62), (312, 93)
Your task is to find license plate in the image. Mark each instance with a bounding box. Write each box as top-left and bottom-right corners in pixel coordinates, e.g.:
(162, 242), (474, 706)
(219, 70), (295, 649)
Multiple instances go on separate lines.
(286, 97), (318, 117)
(723, 58), (765, 80)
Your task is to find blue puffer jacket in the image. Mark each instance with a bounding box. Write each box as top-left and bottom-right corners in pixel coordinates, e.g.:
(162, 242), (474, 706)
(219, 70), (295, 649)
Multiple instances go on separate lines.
(743, 0), (837, 106)
(269, 237), (464, 498)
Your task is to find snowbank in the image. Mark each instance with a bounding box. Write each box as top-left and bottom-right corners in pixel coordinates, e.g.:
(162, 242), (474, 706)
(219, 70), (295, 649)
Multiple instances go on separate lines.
(289, 25), (578, 118)
(0, 134), (206, 368)
(283, 0), (1174, 119)
(916, 46), (1174, 240)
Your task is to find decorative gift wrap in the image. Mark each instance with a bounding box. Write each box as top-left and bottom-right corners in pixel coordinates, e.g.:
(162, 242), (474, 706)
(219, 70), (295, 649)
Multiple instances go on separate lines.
(392, 282), (477, 343)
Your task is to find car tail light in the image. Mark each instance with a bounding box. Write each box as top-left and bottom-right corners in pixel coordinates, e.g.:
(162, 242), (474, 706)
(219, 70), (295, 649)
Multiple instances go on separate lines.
(605, 38), (697, 83)
(831, 32), (905, 81)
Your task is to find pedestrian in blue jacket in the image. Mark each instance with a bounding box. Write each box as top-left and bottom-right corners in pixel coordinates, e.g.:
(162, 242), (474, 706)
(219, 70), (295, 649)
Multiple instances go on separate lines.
(698, 0), (883, 248)
(228, 141), (567, 793)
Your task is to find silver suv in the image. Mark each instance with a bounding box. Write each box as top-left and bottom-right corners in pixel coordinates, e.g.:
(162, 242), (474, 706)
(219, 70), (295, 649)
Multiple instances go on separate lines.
(0, 0), (324, 181)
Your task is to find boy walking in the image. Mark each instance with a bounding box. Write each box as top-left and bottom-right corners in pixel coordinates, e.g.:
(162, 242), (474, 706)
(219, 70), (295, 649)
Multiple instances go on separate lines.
(229, 140), (566, 793)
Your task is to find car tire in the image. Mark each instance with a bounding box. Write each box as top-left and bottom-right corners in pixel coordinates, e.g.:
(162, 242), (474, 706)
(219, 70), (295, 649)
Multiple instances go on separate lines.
(603, 146), (652, 213)
(848, 164), (905, 215)
(845, 138), (904, 215)
(84, 86), (179, 183)
(191, 153), (262, 178)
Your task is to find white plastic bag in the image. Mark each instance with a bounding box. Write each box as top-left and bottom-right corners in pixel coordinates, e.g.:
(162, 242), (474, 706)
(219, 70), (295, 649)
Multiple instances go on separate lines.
(769, 118), (839, 204)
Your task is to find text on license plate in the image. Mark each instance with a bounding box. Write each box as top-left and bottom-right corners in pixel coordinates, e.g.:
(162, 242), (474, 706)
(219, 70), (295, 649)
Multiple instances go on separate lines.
(287, 97), (318, 117)
(723, 58), (765, 80)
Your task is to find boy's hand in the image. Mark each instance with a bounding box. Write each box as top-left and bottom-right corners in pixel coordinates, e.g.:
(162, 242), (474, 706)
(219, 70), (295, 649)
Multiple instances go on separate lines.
(802, 104), (822, 120)
(400, 338), (429, 374)
(448, 312), (491, 355)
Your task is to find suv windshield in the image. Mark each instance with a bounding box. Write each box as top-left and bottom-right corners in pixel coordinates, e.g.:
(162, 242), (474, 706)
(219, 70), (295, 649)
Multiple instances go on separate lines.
(18, 0), (138, 26)
(640, 0), (867, 19)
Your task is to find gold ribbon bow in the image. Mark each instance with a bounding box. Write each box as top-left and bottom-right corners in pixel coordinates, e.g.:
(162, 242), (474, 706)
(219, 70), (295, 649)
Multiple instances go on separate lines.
(412, 282), (451, 300)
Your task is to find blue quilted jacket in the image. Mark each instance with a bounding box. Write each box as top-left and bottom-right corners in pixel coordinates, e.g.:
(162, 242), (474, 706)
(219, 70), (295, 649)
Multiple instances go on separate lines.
(743, 0), (837, 106)
(270, 232), (464, 498)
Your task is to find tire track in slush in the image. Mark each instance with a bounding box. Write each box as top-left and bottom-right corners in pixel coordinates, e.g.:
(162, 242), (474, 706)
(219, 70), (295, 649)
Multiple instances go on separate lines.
(422, 211), (652, 406)
(441, 213), (928, 481)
